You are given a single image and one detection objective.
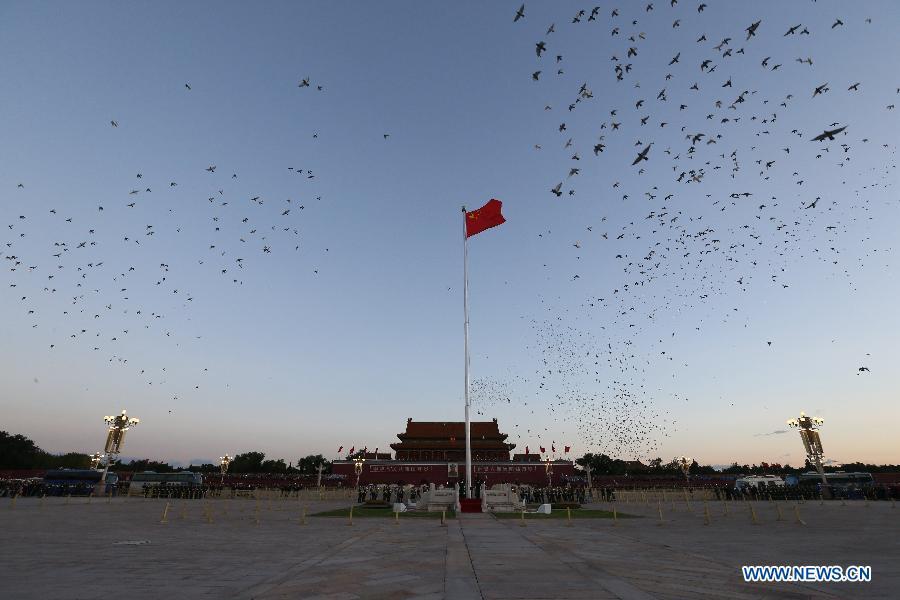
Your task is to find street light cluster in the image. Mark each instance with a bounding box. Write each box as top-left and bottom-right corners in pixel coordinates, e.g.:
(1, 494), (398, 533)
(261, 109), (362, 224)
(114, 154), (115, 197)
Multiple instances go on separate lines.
(787, 411), (828, 487)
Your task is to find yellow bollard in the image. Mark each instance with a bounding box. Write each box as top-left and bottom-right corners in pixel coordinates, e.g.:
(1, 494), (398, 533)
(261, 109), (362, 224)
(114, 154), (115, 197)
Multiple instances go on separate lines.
(794, 504), (806, 526)
(395, 510), (400, 525)
(65, 494), (71, 505)
(612, 505), (618, 526)
(180, 503), (187, 520)
(566, 507), (573, 526)
(722, 498), (728, 516)
(775, 503), (783, 521)
(440, 509), (447, 527)
(519, 509), (527, 527)
(302, 506), (307, 526)
(10, 494), (18, 509)
(160, 502), (170, 524)
(107, 491), (113, 504)
(347, 505), (354, 526)
(88, 492), (93, 505)
(40, 494), (46, 509)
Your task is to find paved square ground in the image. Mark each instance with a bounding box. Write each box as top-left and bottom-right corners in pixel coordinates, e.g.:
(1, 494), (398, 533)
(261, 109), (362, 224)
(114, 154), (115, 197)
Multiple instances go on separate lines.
(0, 495), (897, 599)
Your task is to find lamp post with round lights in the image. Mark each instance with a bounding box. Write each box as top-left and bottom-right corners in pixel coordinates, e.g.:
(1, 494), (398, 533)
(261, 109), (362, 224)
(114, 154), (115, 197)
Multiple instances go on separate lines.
(353, 456), (366, 489)
(100, 410), (140, 495)
(219, 455), (232, 486)
(787, 412), (828, 487)
(678, 456), (692, 484)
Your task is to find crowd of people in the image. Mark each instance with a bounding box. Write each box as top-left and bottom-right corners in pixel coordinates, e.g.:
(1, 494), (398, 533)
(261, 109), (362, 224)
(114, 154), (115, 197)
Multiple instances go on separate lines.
(2, 476), (897, 503)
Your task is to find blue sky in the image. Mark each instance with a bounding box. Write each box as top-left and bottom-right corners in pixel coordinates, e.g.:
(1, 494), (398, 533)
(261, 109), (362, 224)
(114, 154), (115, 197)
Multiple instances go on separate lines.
(1, 1), (898, 467)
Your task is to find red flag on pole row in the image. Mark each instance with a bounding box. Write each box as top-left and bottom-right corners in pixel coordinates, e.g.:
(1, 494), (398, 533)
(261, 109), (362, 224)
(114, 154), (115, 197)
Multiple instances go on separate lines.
(552, 444), (556, 453)
(564, 446), (570, 454)
(349, 446), (354, 455)
(338, 446), (343, 454)
(539, 446), (545, 454)
(525, 446), (530, 454)
(465, 199), (506, 238)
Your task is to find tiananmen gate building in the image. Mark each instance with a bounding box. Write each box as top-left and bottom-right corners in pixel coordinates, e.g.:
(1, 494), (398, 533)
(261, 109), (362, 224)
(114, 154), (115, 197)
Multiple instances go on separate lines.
(332, 418), (576, 486)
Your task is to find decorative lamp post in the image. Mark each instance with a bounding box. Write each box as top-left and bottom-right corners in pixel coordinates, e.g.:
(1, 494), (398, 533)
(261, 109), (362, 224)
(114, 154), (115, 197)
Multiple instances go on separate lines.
(544, 457), (554, 487)
(353, 456), (366, 488)
(219, 454), (232, 485)
(679, 456), (692, 484)
(100, 410), (140, 494)
(787, 412), (827, 487)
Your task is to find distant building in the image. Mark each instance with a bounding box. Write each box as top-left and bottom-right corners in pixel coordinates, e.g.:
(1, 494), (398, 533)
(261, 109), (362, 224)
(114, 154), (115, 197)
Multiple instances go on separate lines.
(390, 418), (514, 462)
(332, 417), (575, 486)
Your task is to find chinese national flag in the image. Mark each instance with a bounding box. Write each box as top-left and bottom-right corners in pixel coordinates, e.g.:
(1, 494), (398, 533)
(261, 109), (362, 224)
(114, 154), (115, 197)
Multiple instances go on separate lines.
(564, 446), (570, 454)
(466, 199), (506, 238)
(539, 446), (545, 454)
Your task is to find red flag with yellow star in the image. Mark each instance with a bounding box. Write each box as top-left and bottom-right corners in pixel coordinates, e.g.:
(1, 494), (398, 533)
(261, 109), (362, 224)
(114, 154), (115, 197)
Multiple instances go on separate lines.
(466, 199), (506, 238)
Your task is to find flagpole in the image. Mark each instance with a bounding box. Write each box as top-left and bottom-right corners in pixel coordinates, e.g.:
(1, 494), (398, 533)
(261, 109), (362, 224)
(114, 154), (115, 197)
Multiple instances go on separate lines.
(462, 205), (472, 499)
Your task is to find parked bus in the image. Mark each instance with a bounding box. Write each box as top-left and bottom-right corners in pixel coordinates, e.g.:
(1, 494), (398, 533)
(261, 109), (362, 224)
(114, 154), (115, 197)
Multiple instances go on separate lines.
(798, 471), (875, 498)
(43, 469), (118, 496)
(734, 475), (785, 492)
(128, 471), (203, 494)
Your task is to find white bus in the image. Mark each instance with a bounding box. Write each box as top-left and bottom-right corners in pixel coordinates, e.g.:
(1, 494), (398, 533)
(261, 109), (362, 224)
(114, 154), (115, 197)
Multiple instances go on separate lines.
(128, 471), (203, 494)
(734, 475), (785, 492)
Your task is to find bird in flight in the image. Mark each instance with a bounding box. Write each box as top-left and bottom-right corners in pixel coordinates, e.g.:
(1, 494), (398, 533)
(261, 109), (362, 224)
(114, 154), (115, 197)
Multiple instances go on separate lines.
(811, 125), (846, 141)
(513, 4), (525, 22)
(632, 144), (652, 165)
(745, 20), (761, 40)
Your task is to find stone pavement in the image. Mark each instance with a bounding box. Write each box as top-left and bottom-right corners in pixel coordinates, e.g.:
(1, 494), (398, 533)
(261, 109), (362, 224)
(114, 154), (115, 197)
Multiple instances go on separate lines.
(0, 495), (897, 599)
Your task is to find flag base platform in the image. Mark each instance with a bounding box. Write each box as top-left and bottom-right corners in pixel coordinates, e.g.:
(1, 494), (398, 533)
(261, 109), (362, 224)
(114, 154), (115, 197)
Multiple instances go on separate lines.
(460, 499), (482, 513)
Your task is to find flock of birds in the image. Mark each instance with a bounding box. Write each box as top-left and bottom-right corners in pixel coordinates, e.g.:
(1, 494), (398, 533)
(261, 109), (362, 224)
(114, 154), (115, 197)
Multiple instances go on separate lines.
(6, 99), (329, 404)
(4, 3), (897, 463)
(469, 2), (896, 461)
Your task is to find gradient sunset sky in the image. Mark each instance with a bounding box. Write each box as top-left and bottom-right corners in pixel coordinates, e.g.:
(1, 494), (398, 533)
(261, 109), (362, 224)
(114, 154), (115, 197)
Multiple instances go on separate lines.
(1, 1), (898, 467)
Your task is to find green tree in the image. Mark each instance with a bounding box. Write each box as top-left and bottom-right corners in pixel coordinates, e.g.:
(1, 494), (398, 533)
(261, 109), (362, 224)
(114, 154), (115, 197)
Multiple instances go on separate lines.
(229, 451), (266, 473)
(0, 431), (43, 468)
(296, 454), (331, 474)
(260, 458), (288, 473)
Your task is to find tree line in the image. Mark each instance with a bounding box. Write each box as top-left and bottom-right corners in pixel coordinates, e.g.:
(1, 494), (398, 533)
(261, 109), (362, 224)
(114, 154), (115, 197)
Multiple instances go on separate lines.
(3, 431), (897, 476)
(0, 432), (331, 474)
